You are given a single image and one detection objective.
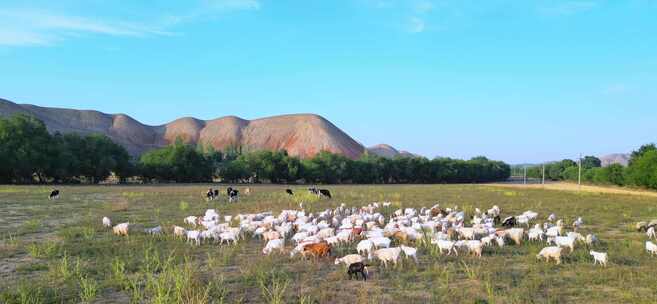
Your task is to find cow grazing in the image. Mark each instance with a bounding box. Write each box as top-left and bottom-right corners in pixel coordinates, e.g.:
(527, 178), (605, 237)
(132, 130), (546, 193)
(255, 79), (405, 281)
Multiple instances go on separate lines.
(49, 189), (60, 200)
(319, 189), (332, 199)
(213, 189), (219, 197)
(286, 189), (294, 196)
(228, 190), (239, 203)
(226, 187), (234, 196)
(347, 262), (368, 281)
(206, 188), (215, 201)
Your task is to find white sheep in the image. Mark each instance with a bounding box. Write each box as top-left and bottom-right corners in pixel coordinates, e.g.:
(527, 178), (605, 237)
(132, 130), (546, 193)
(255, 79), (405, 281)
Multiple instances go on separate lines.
(112, 223), (129, 236)
(334, 254), (364, 266)
(550, 236), (576, 253)
(373, 247), (402, 267)
(585, 234), (598, 246)
(184, 216), (198, 227)
(495, 236), (505, 247)
(370, 237), (391, 249)
(263, 239), (285, 255)
(506, 228), (524, 245)
(173, 225), (187, 238)
(186, 230), (201, 246)
(646, 241), (657, 256)
(357, 240), (374, 256)
(463, 240), (483, 258)
(536, 246), (563, 265)
(400, 245), (418, 263)
(219, 231), (238, 245)
(102, 217), (111, 228)
(647, 227), (656, 239)
(589, 250), (608, 267)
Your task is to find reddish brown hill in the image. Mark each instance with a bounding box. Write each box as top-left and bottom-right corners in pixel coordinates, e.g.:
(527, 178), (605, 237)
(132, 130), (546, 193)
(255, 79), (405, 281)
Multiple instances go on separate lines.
(0, 98), (365, 159)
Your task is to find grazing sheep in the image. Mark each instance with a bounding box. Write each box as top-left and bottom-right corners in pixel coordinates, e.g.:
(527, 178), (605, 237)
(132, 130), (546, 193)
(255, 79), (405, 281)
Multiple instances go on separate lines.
(647, 227), (656, 239)
(173, 225), (187, 238)
(400, 245), (418, 263)
(144, 226), (162, 235)
(347, 262), (368, 281)
(433, 239), (458, 256)
(590, 250), (608, 267)
(495, 236), (505, 247)
(506, 228), (524, 245)
(646, 241), (657, 256)
(370, 237), (392, 249)
(263, 239), (285, 255)
(465, 240), (483, 258)
(373, 247), (402, 267)
(263, 231), (281, 242)
(102, 217), (111, 228)
(550, 236), (577, 253)
(219, 231), (238, 245)
(357, 240), (374, 256)
(112, 223), (129, 236)
(186, 230), (201, 246)
(184, 216), (198, 227)
(585, 234), (598, 246)
(335, 254), (364, 266)
(537, 246), (563, 264)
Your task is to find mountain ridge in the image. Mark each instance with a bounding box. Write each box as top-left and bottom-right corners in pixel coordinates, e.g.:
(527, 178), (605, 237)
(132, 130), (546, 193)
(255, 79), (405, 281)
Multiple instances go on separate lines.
(0, 98), (367, 159)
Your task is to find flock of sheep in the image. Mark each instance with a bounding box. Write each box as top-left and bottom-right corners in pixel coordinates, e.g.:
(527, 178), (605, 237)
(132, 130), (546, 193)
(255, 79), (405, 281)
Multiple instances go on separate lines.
(100, 196), (657, 280)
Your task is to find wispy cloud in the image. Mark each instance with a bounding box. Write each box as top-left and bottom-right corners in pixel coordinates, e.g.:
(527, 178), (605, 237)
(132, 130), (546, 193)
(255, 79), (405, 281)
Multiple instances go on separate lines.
(0, 9), (173, 46)
(409, 17), (426, 33)
(539, 1), (598, 16)
(413, 0), (434, 14)
(203, 0), (261, 11)
(0, 0), (261, 47)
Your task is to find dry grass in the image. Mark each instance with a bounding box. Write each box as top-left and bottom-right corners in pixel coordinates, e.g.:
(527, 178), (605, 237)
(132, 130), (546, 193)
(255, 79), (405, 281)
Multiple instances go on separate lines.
(487, 182), (657, 198)
(1, 184), (657, 303)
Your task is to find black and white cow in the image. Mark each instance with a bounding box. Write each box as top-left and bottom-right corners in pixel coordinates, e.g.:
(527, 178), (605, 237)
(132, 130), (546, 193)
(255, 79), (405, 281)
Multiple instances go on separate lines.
(228, 189), (239, 203)
(48, 189), (60, 200)
(319, 189), (332, 199)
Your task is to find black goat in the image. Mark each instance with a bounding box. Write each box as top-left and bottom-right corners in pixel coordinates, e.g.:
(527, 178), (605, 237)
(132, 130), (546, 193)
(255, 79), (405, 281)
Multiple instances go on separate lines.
(347, 262), (368, 281)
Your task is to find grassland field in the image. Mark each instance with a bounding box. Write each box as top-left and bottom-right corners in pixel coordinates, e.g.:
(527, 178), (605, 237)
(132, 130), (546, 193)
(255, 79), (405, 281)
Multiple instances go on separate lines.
(2, 183), (657, 304)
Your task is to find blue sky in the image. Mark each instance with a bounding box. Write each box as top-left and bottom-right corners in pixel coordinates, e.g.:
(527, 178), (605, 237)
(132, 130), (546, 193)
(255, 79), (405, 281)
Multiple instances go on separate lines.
(1, 0), (656, 163)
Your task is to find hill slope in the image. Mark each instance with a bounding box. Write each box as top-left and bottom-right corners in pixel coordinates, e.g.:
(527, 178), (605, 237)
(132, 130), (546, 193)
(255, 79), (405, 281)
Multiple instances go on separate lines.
(0, 98), (365, 159)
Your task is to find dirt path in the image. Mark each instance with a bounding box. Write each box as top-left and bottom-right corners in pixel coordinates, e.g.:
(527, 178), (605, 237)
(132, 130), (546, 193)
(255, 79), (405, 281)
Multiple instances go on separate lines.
(485, 182), (657, 198)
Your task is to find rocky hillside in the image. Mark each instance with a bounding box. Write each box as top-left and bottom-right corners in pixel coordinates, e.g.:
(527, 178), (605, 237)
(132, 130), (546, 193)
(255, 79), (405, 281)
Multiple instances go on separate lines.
(367, 144), (417, 158)
(0, 98), (365, 159)
(599, 153), (630, 167)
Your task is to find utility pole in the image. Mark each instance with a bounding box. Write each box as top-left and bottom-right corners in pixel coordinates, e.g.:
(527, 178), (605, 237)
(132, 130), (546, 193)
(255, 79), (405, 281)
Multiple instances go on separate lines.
(578, 153), (582, 191)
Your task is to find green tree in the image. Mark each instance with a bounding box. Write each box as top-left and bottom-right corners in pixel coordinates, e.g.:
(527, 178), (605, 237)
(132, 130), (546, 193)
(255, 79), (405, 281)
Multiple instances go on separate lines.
(0, 114), (53, 183)
(581, 156), (602, 169)
(626, 150), (657, 189)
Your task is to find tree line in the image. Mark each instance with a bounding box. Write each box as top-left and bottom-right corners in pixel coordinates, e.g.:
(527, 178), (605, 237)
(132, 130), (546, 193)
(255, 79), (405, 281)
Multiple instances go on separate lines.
(522, 144), (657, 190)
(0, 114), (512, 184)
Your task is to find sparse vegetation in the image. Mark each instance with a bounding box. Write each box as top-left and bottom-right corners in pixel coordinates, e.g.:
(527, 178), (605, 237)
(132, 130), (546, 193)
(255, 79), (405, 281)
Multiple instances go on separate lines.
(2, 184), (657, 303)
